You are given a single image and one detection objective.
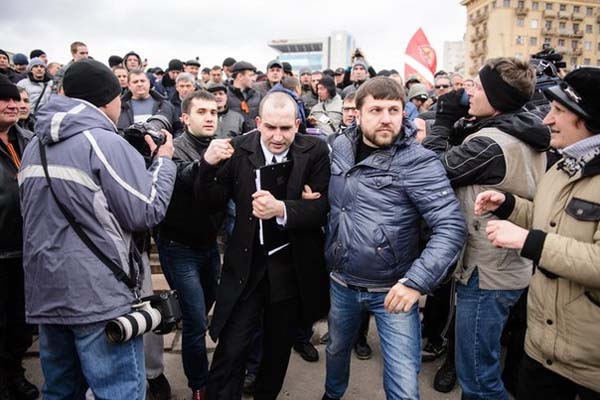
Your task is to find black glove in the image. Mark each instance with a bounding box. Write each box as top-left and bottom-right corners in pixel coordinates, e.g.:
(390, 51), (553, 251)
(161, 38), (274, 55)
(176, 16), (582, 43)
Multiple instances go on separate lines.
(433, 89), (470, 128)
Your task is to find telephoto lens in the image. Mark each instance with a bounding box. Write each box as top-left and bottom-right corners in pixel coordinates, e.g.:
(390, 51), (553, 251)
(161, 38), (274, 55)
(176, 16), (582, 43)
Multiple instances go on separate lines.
(105, 301), (162, 343)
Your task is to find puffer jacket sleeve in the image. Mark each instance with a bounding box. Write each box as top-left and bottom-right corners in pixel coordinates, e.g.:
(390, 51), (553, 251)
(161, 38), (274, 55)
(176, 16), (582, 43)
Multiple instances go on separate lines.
(89, 131), (176, 231)
(402, 149), (468, 293)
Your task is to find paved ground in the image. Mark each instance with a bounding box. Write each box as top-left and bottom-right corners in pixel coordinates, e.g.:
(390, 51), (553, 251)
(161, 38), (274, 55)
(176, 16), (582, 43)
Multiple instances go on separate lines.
(22, 274), (462, 399)
(23, 318), (460, 400)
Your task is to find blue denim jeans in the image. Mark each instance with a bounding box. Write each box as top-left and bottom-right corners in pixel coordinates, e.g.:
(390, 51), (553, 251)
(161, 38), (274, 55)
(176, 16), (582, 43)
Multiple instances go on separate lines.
(157, 238), (220, 390)
(325, 280), (421, 399)
(39, 322), (145, 400)
(455, 270), (523, 400)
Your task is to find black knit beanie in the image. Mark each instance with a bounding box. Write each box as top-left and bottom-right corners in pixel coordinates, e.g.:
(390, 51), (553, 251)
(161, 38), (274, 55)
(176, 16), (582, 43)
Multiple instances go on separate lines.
(63, 59), (121, 107)
(0, 74), (21, 101)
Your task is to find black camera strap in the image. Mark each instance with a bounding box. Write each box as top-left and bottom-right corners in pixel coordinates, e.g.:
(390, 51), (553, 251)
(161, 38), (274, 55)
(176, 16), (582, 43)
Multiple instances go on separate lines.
(38, 142), (138, 292)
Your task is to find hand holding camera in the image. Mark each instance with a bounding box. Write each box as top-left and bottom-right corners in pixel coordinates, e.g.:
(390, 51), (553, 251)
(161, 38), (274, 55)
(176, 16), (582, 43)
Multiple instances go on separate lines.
(145, 129), (174, 160)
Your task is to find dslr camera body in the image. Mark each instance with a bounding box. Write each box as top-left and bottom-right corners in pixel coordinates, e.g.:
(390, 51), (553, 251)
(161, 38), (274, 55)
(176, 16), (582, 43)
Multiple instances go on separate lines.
(105, 290), (182, 343)
(123, 114), (171, 162)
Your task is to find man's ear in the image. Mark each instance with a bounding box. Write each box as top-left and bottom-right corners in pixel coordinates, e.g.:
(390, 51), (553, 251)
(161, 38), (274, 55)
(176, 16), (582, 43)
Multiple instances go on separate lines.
(295, 118), (300, 129)
(181, 112), (190, 127)
(355, 110), (362, 125)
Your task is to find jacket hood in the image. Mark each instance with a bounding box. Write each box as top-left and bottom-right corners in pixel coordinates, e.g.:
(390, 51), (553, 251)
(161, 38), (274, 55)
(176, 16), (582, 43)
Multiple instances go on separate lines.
(123, 51), (142, 70)
(35, 96), (117, 145)
(473, 111), (550, 152)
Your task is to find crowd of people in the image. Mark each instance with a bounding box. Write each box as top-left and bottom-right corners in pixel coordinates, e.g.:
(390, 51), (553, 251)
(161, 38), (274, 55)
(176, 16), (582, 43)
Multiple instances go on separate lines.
(0, 41), (599, 400)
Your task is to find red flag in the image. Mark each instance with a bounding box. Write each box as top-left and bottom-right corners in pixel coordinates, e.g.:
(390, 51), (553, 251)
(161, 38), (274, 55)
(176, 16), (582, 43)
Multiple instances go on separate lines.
(404, 28), (437, 86)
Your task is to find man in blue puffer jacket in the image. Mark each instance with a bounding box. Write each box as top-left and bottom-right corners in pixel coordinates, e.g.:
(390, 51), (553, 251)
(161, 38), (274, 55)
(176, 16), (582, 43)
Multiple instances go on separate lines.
(322, 77), (467, 400)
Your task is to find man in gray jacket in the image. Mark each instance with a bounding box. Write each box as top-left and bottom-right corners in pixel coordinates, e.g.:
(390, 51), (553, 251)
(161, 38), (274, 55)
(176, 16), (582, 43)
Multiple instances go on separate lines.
(18, 59), (176, 400)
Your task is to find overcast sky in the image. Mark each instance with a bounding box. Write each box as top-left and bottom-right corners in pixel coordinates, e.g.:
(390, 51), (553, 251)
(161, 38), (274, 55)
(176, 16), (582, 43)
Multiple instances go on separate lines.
(2, 0), (466, 72)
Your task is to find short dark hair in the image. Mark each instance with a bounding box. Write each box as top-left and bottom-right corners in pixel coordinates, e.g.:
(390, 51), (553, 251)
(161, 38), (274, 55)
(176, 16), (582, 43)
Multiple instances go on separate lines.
(127, 69), (146, 82)
(211, 65), (222, 71)
(343, 91), (356, 103)
(181, 90), (216, 115)
(355, 77), (405, 111)
(70, 41), (86, 54)
(484, 57), (535, 98)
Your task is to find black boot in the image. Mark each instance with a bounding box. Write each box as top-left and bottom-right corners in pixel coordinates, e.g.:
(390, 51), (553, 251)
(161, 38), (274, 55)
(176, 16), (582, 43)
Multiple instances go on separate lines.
(353, 335), (372, 360)
(7, 371), (39, 400)
(0, 379), (13, 400)
(433, 356), (456, 393)
(147, 373), (171, 400)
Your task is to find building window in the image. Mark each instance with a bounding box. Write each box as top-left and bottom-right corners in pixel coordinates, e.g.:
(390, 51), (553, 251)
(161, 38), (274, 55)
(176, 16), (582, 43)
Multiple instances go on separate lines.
(559, 4), (566, 12)
(584, 41), (592, 50)
(530, 37), (538, 46)
(492, 0), (497, 7)
(573, 5), (580, 13)
(570, 57), (577, 66)
(573, 23), (579, 32)
(518, 0), (524, 8)
(503, 0), (510, 7)
(558, 38), (565, 46)
(583, 58), (590, 65)
(516, 35), (525, 45)
(531, 19), (538, 29)
(544, 37), (552, 44)
(586, 25), (593, 34)
(517, 18), (525, 26)
(559, 21), (566, 29)
(545, 3), (552, 11)
(545, 20), (552, 29)
(586, 7), (593, 16)
(532, 1), (539, 10)
(572, 40), (579, 49)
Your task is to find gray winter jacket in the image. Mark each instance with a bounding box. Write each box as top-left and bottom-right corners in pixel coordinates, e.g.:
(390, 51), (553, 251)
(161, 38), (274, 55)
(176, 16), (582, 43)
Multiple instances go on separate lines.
(309, 95), (343, 135)
(215, 108), (245, 138)
(325, 125), (467, 293)
(18, 96), (176, 325)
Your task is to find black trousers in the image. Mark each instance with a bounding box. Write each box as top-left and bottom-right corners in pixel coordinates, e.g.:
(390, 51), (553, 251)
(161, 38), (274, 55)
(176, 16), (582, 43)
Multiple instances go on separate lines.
(517, 354), (600, 400)
(207, 278), (301, 400)
(0, 257), (33, 375)
(422, 278), (454, 345)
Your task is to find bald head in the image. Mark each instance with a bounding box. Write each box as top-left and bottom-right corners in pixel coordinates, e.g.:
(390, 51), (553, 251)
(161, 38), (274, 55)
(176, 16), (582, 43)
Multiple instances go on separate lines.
(258, 91), (298, 119)
(256, 91), (300, 155)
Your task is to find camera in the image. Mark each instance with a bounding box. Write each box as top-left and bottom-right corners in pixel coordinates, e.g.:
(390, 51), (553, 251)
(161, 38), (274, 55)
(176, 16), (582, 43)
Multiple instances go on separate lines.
(105, 290), (182, 343)
(123, 114), (171, 160)
(528, 45), (565, 110)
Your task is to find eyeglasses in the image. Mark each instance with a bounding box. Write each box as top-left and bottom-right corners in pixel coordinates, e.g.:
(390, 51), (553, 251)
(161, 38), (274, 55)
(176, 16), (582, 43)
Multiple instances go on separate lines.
(434, 84), (450, 89)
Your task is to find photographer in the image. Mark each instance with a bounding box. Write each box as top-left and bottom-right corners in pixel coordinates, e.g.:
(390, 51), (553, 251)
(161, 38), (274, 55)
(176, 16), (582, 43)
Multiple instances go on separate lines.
(18, 59), (176, 399)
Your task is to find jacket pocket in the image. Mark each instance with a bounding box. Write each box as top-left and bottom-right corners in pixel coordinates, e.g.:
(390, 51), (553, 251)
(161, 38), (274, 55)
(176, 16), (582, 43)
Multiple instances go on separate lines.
(362, 174), (394, 190)
(562, 293), (600, 367)
(374, 225), (399, 266)
(566, 198), (600, 221)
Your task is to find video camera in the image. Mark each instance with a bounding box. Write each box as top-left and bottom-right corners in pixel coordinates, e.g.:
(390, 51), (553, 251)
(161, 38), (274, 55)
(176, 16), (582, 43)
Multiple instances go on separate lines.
(123, 114), (171, 162)
(528, 45), (565, 109)
(105, 290), (182, 343)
